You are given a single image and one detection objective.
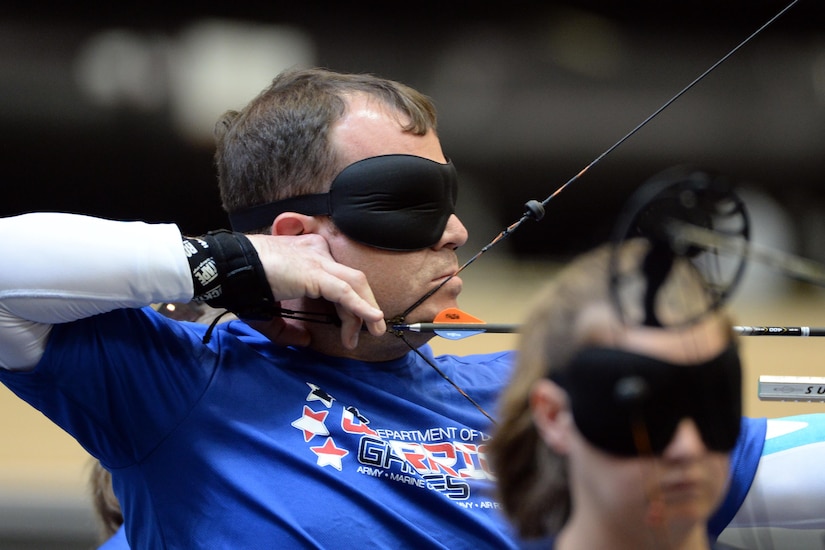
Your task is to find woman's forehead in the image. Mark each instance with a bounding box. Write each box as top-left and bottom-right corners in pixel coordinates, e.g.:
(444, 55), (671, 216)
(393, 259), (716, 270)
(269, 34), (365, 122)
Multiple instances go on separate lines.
(574, 303), (730, 365)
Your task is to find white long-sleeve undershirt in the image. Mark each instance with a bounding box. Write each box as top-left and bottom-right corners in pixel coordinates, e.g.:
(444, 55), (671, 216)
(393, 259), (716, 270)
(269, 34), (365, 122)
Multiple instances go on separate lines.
(0, 213), (194, 370)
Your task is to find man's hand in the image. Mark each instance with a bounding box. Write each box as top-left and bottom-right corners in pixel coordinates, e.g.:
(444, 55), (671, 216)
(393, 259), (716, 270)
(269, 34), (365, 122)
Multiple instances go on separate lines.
(245, 234), (386, 349)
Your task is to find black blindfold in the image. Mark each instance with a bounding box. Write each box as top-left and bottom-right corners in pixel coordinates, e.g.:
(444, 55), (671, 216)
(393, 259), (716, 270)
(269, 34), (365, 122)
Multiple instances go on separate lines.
(550, 343), (741, 457)
(228, 154), (458, 251)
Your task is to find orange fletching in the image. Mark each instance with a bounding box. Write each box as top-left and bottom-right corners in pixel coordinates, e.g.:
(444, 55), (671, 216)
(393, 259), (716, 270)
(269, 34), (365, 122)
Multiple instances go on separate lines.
(433, 308), (485, 324)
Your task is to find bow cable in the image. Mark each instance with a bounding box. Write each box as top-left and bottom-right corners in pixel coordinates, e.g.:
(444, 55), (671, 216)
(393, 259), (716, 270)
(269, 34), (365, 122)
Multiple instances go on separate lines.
(389, 0), (804, 425)
(393, 0), (802, 326)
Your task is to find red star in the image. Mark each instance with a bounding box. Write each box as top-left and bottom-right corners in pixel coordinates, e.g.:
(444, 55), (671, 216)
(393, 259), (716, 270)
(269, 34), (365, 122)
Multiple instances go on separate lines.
(310, 437), (349, 470)
(291, 406), (330, 442)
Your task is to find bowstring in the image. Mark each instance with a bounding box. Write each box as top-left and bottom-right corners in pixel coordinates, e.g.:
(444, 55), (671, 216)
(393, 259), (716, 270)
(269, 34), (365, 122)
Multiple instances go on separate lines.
(398, 332), (497, 425)
(392, 0), (804, 447)
(398, 0), (802, 326)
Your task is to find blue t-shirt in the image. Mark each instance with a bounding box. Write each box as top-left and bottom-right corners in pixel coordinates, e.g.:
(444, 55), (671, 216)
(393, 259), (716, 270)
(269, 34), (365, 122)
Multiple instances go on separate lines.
(0, 308), (518, 549)
(0, 307), (765, 549)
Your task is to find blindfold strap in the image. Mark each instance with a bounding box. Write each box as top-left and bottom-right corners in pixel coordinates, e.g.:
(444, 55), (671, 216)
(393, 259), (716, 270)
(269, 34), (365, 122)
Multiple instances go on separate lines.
(229, 194), (330, 233)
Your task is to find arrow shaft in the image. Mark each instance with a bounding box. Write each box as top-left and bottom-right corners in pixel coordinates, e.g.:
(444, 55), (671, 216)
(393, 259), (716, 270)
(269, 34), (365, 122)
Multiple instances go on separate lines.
(393, 322), (825, 337)
(394, 323), (520, 333)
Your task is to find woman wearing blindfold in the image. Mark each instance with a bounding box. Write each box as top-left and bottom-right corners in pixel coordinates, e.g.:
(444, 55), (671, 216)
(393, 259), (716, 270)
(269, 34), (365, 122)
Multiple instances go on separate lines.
(490, 240), (743, 550)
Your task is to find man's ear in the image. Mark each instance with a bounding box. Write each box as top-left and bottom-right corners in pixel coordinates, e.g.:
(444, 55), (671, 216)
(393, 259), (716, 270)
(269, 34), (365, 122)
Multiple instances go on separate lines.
(530, 379), (573, 455)
(271, 213), (321, 237)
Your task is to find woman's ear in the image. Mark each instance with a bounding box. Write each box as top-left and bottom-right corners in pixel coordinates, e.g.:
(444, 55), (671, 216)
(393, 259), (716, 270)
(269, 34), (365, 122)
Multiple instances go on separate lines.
(271, 213), (319, 237)
(530, 379), (573, 455)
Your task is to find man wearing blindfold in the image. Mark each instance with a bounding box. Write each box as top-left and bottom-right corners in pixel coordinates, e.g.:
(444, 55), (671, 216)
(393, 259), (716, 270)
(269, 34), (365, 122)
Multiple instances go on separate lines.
(0, 67), (823, 549)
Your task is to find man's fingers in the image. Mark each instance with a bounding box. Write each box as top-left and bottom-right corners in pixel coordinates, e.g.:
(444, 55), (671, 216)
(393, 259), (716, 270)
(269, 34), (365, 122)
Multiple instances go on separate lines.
(336, 310), (362, 349)
(247, 234), (387, 344)
(315, 269), (386, 337)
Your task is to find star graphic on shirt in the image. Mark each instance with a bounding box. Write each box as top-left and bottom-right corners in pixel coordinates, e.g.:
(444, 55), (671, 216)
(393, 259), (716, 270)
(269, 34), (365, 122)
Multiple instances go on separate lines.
(305, 383), (335, 408)
(291, 405), (330, 442)
(310, 437), (349, 470)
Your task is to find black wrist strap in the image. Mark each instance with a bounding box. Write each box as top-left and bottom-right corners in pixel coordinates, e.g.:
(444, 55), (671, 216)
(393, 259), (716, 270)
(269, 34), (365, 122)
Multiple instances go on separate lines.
(183, 230), (277, 320)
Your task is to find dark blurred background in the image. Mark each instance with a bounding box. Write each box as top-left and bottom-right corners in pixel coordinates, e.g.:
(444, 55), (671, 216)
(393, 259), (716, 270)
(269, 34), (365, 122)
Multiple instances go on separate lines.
(2, 0), (823, 262)
(0, 3), (824, 547)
